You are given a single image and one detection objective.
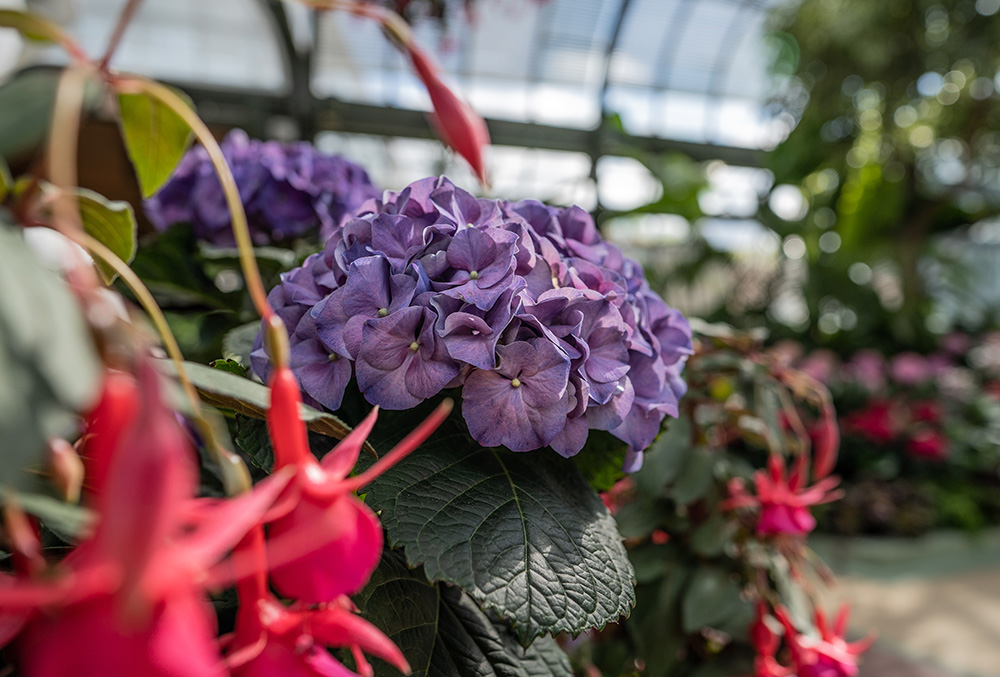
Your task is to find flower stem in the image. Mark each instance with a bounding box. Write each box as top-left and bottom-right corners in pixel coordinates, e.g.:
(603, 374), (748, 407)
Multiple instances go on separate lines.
(99, 0), (145, 72)
(111, 76), (279, 345)
(76, 231), (251, 495)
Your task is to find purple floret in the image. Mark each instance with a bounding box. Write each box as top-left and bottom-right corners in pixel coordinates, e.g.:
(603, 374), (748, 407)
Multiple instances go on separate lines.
(144, 130), (379, 246)
(251, 175), (692, 468)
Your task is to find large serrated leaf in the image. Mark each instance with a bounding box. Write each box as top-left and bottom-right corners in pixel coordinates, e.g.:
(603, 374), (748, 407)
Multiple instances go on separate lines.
(154, 358), (360, 442)
(0, 219), (102, 492)
(76, 188), (137, 283)
(355, 549), (572, 677)
(117, 91), (193, 198)
(363, 423), (635, 644)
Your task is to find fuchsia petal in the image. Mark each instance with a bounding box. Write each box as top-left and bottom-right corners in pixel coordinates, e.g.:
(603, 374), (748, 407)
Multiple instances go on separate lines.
(95, 360), (196, 614)
(310, 606), (411, 674)
(19, 593), (225, 677)
(267, 495), (383, 604)
(268, 366), (313, 468)
(321, 407), (380, 480)
(146, 469), (294, 596)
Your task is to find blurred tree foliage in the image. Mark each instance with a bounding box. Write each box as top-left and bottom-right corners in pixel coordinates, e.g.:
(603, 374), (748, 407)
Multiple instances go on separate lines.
(759, 0), (1000, 351)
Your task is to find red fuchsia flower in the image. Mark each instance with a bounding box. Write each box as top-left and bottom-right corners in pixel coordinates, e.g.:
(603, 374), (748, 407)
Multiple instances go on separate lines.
(265, 364), (452, 605)
(906, 428), (949, 461)
(0, 360), (291, 677)
(774, 604), (873, 677)
(723, 453), (842, 537)
(225, 526), (410, 677)
(841, 400), (898, 443)
(749, 603), (793, 677)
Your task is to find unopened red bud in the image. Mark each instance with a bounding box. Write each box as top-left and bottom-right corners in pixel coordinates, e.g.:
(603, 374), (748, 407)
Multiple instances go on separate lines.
(406, 43), (490, 186)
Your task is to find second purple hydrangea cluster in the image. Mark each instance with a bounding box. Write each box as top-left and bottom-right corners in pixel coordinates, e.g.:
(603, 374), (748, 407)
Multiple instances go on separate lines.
(144, 130), (380, 246)
(252, 176), (692, 467)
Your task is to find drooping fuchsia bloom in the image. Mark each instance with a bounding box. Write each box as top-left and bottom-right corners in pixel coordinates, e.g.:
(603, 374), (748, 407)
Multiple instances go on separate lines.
(225, 525), (410, 677)
(0, 360), (291, 677)
(774, 604), (874, 677)
(749, 603), (793, 677)
(265, 364), (452, 604)
(723, 453), (842, 536)
(406, 42), (491, 186)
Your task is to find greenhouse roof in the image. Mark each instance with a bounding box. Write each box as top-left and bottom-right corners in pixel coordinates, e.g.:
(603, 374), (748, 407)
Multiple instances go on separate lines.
(16, 0), (790, 161)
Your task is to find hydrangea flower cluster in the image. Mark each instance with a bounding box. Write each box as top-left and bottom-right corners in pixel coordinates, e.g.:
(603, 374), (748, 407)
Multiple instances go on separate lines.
(144, 130), (380, 246)
(252, 176), (692, 467)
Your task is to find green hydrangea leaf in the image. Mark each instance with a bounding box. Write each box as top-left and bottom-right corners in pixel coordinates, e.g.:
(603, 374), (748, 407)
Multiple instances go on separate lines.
(355, 549), (572, 677)
(363, 406), (635, 644)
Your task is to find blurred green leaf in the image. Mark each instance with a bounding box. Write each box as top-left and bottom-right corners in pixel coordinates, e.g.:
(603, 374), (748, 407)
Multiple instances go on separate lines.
(222, 321), (260, 367)
(0, 156), (11, 202)
(634, 418), (692, 497)
(669, 446), (716, 506)
(681, 567), (744, 633)
(0, 219), (102, 492)
(690, 512), (733, 558)
(0, 68), (99, 164)
(16, 491), (94, 542)
(0, 10), (74, 44)
(117, 91), (193, 198)
(76, 188), (137, 283)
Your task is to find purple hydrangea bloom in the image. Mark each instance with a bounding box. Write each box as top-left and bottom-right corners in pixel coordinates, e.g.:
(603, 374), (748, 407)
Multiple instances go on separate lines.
(252, 176), (692, 468)
(144, 130), (379, 246)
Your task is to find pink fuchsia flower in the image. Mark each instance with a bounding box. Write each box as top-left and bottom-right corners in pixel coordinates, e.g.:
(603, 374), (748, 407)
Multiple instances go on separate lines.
(774, 604), (873, 677)
(723, 453), (842, 537)
(0, 360), (291, 677)
(906, 428), (950, 461)
(749, 603), (793, 677)
(225, 527), (409, 677)
(265, 364), (451, 604)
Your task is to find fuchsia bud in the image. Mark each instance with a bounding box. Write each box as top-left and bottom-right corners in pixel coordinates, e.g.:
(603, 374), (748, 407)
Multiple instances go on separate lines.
(810, 405), (839, 481)
(407, 43), (490, 186)
(264, 362), (452, 604)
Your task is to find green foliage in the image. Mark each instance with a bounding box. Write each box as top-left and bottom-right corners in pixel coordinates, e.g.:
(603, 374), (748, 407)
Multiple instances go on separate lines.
(155, 358), (357, 440)
(0, 156), (11, 202)
(362, 404), (636, 644)
(15, 491), (94, 542)
(76, 188), (138, 283)
(117, 91), (193, 198)
(355, 549), (572, 677)
(762, 0), (1000, 349)
(0, 68), (99, 164)
(0, 218), (102, 492)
